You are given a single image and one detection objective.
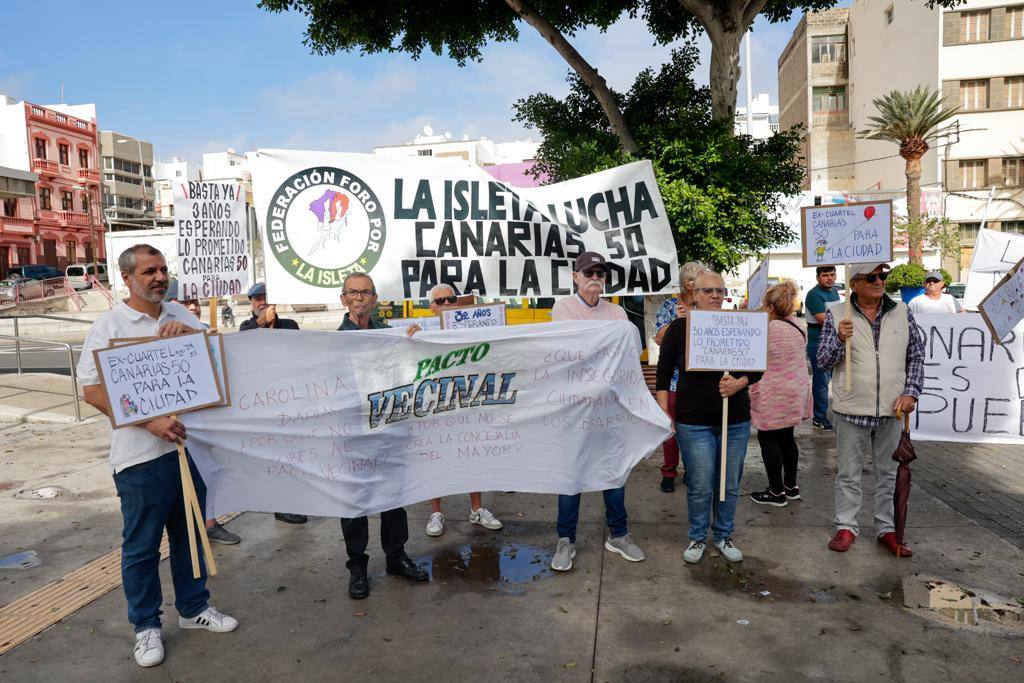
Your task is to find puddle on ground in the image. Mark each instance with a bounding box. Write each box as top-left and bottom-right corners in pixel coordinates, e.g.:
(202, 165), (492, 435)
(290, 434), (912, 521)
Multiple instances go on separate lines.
(409, 541), (553, 595)
(0, 549), (41, 569)
(685, 555), (851, 604)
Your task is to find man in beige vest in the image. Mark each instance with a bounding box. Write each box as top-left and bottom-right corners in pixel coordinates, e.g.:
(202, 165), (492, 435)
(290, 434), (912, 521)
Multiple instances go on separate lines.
(816, 263), (924, 557)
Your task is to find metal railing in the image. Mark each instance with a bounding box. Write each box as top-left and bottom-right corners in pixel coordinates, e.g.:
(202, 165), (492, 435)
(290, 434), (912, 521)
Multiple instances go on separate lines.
(0, 314), (96, 421)
(89, 275), (114, 308)
(64, 280), (83, 311)
(0, 276), (68, 308)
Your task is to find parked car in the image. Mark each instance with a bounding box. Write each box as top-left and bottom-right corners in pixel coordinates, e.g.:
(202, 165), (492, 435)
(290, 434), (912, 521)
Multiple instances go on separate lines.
(6, 264), (63, 281)
(0, 275), (48, 302)
(66, 264), (90, 290)
(946, 282), (966, 299)
(723, 287), (745, 309)
(766, 275), (805, 316)
(86, 262), (108, 284)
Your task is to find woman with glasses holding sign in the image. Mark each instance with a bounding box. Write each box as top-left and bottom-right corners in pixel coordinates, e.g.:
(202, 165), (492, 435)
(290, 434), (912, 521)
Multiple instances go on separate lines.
(655, 272), (763, 565)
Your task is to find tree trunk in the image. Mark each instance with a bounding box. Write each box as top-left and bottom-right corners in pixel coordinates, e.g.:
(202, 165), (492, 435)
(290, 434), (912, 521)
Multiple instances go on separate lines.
(505, 0), (639, 154)
(905, 156), (923, 265)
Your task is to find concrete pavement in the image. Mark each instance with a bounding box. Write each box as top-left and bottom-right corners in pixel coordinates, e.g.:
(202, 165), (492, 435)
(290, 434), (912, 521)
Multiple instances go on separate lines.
(1, 416), (1023, 681)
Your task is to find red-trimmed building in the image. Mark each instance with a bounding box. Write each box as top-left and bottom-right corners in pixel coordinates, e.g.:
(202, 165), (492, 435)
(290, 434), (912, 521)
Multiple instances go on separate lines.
(0, 95), (104, 277)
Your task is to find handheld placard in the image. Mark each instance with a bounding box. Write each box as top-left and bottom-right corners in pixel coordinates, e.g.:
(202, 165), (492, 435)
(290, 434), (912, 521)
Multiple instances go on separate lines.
(439, 302), (507, 330)
(845, 264), (852, 391)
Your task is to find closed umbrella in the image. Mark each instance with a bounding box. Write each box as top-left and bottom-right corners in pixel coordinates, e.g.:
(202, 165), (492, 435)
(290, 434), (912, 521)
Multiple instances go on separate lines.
(891, 411), (917, 557)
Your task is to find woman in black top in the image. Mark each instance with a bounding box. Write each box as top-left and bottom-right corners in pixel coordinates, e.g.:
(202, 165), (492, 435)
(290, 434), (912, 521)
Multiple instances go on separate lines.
(655, 271), (762, 565)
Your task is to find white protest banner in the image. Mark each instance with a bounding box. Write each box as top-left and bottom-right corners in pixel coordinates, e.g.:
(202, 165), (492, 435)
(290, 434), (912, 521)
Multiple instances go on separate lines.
(440, 302), (507, 329)
(686, 310), (769, 372)
(746, 257), (769, 309)
(251, 150), (679, 302)
(182, 321), (671, 518)
(94, 332), (223, 428)
(963, 228), (1024, 309)
(174, 181), (250, 300)
(914, 313), (1024, 445)
(386, 316), (441, 331)
(801, 200), (893, 267)
(978, 256), (1024, 344)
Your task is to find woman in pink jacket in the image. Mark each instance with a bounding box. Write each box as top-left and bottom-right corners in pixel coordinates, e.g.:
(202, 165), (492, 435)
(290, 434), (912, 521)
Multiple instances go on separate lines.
(748, 281), (812, 507)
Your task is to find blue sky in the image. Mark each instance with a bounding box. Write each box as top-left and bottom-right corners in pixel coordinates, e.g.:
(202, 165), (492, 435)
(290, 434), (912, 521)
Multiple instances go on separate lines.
(0, 0), (802, 163)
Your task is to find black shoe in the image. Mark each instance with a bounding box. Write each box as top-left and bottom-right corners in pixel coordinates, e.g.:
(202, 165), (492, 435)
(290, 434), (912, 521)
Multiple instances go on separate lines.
(749, 489), (788, 507)
(660, 476), (675, 493)
(274, 512), (308, 524)
(386, 556), (429, 582)
(349, 567), (369, 599)
(812, 420), (834, 432)
(784, 485), (801, 500)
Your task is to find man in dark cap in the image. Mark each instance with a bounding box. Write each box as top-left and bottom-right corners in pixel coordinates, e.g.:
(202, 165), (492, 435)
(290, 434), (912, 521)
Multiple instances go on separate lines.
(239, 282), (305, 525)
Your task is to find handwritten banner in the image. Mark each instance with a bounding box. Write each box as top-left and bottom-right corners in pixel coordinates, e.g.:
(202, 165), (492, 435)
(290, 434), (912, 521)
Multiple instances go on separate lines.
(183, 321), (671, 518)
(175, 181), (250, 300)
(978, 255), (1024, 343)
(251, 150), (679, 302)
(95, 332), (223, 428)
(686, 310), (769, 372)
(386, 316), (441, 331)
(914, 313), (1024, 445)
(440, 302), (507, 329)
(801, 200), (893, 267)
(963, 228), (1024, 309)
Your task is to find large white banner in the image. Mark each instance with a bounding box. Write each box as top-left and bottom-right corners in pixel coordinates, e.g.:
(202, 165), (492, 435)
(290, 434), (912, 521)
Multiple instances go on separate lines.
(183, 320), (671, 518)
(914, 313), (1024, 445)
(963, 228), (1024, 309)
(251, 150), (679, 303)
(174, 181), (250, 300)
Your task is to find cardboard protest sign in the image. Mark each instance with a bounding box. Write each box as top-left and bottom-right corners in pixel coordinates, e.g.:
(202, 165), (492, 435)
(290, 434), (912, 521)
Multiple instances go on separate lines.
(801, 200), (893, 267)
(94, 331), (223, 428)
(685, 310), (769, 372)
(978, 255), (1024, 344)
(440, 302), (507, 330)
(110, 333), (231, 407)
(746, 257), (769, 309)
(175, 181), (250, 300)
(251, 151), (679, 302)
(385, 316), (442, 331)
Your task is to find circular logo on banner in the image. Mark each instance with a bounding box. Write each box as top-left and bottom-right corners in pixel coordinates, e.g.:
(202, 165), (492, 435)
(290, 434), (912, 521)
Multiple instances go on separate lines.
(265, 166), (387, 289)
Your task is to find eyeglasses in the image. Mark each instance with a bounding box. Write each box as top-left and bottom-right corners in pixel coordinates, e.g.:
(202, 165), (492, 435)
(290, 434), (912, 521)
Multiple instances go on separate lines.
(925, 278), (942, 284)
(698, 287), (727, 297)
(343, 288), (375, 298)
(856, 272), (890, 284)
(432, 295), (458, 305)
(581, 269), (607, 279)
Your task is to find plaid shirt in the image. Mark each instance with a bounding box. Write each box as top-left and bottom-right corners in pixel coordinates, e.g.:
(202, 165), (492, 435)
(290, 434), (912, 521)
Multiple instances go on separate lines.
(817, 295), (924, 429)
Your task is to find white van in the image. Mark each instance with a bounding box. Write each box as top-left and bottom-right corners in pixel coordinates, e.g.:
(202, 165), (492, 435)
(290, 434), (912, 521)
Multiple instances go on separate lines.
(65, 263), (108, 290)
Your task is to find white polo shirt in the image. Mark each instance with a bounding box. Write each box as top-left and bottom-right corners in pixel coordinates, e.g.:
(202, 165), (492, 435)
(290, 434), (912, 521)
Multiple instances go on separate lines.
(77, 300), (199, 473)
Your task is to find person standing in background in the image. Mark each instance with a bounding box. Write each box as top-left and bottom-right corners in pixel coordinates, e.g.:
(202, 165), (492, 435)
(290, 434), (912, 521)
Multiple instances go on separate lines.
(804, 266), (840, 431)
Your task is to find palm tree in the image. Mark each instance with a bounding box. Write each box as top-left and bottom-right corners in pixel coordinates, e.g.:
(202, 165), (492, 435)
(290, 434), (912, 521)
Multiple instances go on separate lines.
(860, 86), (959, 265)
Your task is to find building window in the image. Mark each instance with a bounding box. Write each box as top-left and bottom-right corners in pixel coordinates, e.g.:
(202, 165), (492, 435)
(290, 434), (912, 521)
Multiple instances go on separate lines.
(39, 187), (52, 210)
(959, 222), (980, 241)
(78, 148), (89, 168)
(960, 10), (990, 42)
(2, 198), (17, 217)
(1001, 221), (1024, 234)
(1007, 76), (1024, 108)
(1010, 7), (1024, 39)
(61, 190), (73, 211)
(812, 86), (847, 112)
(81, 192), (90, 211)
(884, 5), (894, 25)
(34, 138), (47, 159)
(417, 149), (433, 156)
(103, 156), (113, 170)
(1004, 157), (1023, 187)
(58, 143), (70, 166)
(143, 164), (152, 178)
(960, 160), (987, 189)
(960, 79), (989, 111)
(811, 34), (847, 63)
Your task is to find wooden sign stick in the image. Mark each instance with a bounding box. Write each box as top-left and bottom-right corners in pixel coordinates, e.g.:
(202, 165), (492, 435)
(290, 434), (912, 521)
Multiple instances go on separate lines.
(208, 299), (218, 333)
(176, 440), (201, 579)
(720, 372), (730, 502)
(844, 264), (852, 391)
(173, 414), (218, 578)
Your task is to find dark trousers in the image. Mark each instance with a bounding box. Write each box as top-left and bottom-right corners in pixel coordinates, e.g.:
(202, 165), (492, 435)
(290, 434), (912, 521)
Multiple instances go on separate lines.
(339, 508), (409, 571)
(113, 450), (210, 632)
(807, 340), (832, 425)
(556, 488), (628, 544)
(660, 391), (680, 478)
(756, 427), (800, 493)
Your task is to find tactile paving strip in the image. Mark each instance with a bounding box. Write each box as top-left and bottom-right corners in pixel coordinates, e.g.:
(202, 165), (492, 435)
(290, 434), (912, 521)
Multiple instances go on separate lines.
(0, 512), (240, 656)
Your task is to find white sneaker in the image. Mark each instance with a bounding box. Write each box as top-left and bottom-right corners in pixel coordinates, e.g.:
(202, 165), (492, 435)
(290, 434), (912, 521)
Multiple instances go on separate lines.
(604, 533), (645, 562)
(683, 540), (706, 564)
(133, 628), (164, 667)
(178, 606), (239, 633)
(715, 538), (744, 563)
(426, 512), (445, 537)
(468, 507), (503, 530)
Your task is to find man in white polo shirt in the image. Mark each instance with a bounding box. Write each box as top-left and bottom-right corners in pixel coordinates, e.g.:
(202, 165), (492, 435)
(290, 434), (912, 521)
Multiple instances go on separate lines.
(77, 244), (238, 668)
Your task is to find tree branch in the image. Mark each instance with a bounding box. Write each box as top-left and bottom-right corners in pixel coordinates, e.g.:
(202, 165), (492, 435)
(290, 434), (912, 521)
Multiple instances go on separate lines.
(504, 0), (639, 154)
(741, 0), (770, 30)
(676, 0), (716, 29)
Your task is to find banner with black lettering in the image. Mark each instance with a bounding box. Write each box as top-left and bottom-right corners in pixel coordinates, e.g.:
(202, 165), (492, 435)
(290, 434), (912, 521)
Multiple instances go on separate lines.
(251, 150), (679, 303)
(914, 313), (1024, 445)
(183, 320), (671, 519)
(174, 181), (250, 300)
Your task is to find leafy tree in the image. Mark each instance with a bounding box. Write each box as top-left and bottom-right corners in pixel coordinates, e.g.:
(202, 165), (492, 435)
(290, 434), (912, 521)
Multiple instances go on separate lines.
(859, 86), (959, 265)
(514, 45), (804, 271)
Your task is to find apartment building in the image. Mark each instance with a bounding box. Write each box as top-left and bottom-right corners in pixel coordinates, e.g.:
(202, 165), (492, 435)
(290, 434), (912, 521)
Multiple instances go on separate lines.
(153, 157), (200, 219)
(100, 131), (156, 232)
(735, 93), (782, 139)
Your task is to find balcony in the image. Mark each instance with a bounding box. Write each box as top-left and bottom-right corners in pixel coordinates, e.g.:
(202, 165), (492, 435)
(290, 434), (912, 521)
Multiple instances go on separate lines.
(32, 158), (58, 176)
(77, 168), (100, 183)
(26, 104), (97, 137)
(58, 210), (89, 227)
(0, 215), (35, 234)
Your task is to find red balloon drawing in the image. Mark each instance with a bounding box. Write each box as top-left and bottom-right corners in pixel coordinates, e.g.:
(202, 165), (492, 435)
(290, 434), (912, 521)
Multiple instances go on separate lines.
(864, 206), (876, 220)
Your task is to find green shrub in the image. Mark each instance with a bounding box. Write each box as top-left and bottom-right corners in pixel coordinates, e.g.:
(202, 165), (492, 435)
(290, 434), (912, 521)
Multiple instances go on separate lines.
(885, 263), (927, 293)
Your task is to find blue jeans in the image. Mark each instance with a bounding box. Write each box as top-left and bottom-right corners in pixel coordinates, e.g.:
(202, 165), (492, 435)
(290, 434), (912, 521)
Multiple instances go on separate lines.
(556, 488), (627, 543)
(807, 340), (832, 425)
(113, 450), (210, 632)
(675, 422), (750, 543)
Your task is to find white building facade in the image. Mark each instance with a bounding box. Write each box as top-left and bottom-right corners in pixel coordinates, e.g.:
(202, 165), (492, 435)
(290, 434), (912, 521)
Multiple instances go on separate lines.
(734, 93), (781, 138)
(373, 127), (539, 166)
(153, 157), (200, 219)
